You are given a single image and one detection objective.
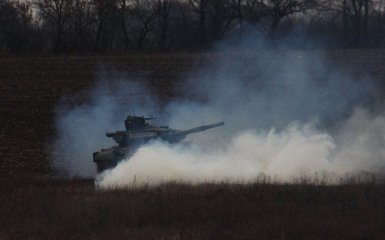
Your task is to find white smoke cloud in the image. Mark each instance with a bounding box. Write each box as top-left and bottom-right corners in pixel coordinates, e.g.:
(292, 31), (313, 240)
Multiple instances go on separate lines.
(96, 108), (385, 188)
(333, 108), (385, 173)
(52, 75), (161, 177)
(53, 39), (383, 186)
(97, 122), (335, 187)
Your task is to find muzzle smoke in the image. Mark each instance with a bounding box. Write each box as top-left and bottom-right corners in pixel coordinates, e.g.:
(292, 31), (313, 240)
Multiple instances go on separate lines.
(53, 48), (384, 187)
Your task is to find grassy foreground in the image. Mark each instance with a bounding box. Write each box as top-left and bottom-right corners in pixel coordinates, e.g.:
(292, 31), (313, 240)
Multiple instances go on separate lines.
(0, 177), (384, 240)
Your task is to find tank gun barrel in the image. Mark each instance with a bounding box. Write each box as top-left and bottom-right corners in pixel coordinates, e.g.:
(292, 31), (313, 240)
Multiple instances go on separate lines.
(94, 118), (224, 172)
(179, 122), (224, 136)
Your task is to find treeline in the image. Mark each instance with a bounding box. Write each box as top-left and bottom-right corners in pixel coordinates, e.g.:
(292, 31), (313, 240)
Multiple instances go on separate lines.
(1, 0), (385, 54)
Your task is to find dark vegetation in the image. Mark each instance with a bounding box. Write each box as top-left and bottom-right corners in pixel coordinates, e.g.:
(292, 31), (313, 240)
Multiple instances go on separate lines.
(1, 176), (385, 239)
(2, 0), (385, 54)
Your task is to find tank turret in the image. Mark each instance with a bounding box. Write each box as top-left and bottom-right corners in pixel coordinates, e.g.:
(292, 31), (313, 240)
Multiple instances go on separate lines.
(93, 115), (224, 173)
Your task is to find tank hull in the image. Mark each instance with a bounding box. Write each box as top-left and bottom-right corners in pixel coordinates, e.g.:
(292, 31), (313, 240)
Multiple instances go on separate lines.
(93, 146), (135, 173)
(92, 116), (224, 173)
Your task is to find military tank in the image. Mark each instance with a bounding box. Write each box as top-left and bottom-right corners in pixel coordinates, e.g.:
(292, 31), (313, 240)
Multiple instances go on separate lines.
(93, 115), (224, 173)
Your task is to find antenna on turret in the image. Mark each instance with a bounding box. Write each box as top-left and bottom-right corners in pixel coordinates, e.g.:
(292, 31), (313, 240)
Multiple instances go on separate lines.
(132, 106), (136, 116)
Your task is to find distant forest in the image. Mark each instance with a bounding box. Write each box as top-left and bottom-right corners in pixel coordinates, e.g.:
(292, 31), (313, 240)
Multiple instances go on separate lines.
(1, 0), (385, 54)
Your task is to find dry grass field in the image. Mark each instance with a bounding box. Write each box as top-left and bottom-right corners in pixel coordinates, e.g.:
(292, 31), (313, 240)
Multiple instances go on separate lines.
(1, 50), (385, 239)
(1, 177), (385, 240)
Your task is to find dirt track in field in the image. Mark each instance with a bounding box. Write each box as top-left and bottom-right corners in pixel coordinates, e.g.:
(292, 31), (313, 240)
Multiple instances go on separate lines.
(1, 50), (385, 175)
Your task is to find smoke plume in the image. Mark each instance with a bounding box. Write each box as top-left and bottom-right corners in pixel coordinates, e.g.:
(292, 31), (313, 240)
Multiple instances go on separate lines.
(53, 42), (384, 187)
(52, 73), (161, 177)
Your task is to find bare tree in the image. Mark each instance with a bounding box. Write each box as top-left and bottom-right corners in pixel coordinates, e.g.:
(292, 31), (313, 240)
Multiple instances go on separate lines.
(166, 0), (196, 50)
(242, 0), (316, 38)
(15, 1), (34, 27)
(0, 0), (37, 53)
(92, 0), (116, 51)
(371, 0), (385, 38)
(68, 0), (95, 51)
(128, 0), (159, 50)
(115, 0), (131, 51)
(34, 0), (73, 52)
(208, 0), (241, 40)
(264, 0), (317, 37)
(243, 0), (269, 24)
(4, 0), (385, 53)
(156, 0), (173, 50)
(0, 0), (19, 51)
(188, 0), (210, 47)
(319, 0), (373, 46)
(344, 0), (372, 45)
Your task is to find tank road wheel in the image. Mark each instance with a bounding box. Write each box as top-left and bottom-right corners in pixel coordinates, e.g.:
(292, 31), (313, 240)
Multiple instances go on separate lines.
(96, 161), (116, 173)
(93, 149), (118, 173)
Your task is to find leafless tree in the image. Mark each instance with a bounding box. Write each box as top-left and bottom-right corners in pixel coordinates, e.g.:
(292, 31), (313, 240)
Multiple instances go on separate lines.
(156, 0), (173, 50)
(208, 0), (242, 40)
(115, 0), (131, 51)
(243, 0), (269, 24)
(0, 0), (18, 51)
(343, 0), (372, 45)
(68, 0), (95, 51)
(260, 0), (317, 37)
(128, 0), (159, 50)
(34, 0), (73, 52)
(0, 0), (38, 53)
(166, 0), (196, 50)
(188, 0), (210, 47)
(3, 0), (385, 53)
(92, 0), (116, 51)
(319, 0), (374, 46)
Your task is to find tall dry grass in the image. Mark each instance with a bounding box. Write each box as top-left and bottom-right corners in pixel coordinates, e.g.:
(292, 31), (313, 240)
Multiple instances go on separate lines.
(0, 175), (384, 240)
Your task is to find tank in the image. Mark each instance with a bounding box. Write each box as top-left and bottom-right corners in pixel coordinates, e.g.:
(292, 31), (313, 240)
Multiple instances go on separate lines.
(93, 115), (224, 173)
